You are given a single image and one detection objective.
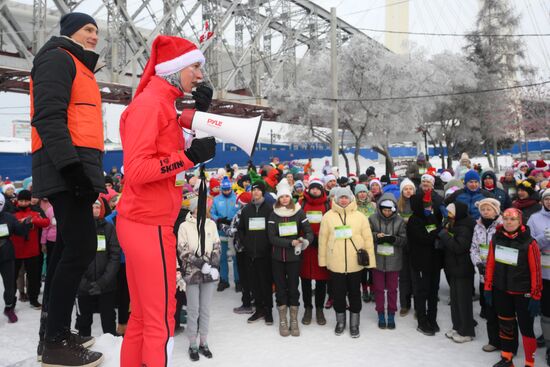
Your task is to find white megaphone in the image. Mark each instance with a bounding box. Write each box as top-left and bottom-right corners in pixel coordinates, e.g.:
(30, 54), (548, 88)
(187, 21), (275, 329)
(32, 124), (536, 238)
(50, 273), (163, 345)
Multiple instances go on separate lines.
(188, 111), (263, 157)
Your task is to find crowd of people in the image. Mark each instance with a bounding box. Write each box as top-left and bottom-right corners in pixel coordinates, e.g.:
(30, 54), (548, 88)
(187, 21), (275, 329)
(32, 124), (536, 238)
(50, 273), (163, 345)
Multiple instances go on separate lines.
(1, 153), (549, 367)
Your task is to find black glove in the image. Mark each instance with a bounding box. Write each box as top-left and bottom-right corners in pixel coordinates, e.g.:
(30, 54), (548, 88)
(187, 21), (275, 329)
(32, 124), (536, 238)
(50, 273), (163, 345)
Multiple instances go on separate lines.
(59, 162), (95, 198)
(477, 263), (486, 276)
(383, 235), (396, 244)
(88, 282), (101, 296)
(185, 137), (216, 165)
(192, 84), (213, 112)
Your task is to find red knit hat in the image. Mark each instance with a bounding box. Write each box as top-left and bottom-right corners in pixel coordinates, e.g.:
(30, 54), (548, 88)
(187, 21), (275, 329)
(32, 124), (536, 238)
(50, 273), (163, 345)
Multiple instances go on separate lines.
(237, 192), (252, 206)
(209, 177), (220, 197)
(134, 35), (205, 98)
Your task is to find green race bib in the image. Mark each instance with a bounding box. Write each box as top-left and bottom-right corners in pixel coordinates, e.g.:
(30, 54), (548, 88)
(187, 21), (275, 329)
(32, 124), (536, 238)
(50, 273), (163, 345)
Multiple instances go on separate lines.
(306, 211), (323, 224)
(97, 235), (106, 252)
(279, 222), (298, 237)
(425, 224), (437, 233)
(0, 224), (8, 238)
(542, 251), (550, 269)
(334, 225), (353, 239)
(377, 243), (394, 256)
(495, 245), (518, 266)
(479, 244), (489, 261)
(249, 217), (266, 231)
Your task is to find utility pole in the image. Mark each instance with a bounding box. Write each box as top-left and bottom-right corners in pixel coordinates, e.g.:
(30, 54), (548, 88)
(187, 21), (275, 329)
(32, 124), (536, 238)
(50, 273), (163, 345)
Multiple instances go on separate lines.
(330, 7), (339, 167)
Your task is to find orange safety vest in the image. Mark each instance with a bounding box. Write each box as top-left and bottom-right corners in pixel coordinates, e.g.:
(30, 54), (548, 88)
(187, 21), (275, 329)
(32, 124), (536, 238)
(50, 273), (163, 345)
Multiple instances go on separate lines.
(30, 48), (104, 153)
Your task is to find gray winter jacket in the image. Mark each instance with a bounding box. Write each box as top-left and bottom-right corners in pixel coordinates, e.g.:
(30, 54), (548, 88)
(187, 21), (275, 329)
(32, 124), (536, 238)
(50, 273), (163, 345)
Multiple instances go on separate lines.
(368, 193), (407, 272)
(526, 208), (550, 280)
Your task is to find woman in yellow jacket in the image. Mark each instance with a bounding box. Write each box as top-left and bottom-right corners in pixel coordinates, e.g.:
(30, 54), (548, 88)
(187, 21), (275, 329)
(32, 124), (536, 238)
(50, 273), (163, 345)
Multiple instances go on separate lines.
(319, 186), (376, 338)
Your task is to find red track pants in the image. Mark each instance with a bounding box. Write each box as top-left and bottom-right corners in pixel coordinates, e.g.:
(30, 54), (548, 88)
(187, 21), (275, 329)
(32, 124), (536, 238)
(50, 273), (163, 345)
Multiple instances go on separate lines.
(117, 217), (176, 367)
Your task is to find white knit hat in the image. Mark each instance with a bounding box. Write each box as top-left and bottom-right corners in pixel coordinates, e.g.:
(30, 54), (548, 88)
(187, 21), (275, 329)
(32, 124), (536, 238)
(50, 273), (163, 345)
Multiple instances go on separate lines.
(369, 178), (382, 189)
(475, 197), (501, 215)
(421, 174), (435, 185)
(276, 186), (292, 199)
(439, 171), (453, 183)
(323, 174), (336, 184)
(399, 178), (416, 193)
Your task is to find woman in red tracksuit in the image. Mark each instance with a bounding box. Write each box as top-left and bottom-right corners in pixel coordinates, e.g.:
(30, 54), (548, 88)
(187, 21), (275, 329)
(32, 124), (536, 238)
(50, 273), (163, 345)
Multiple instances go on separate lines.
(116, 35), (215, 367)
(299, 178), (330, 326)
(484, 208), (543, 367)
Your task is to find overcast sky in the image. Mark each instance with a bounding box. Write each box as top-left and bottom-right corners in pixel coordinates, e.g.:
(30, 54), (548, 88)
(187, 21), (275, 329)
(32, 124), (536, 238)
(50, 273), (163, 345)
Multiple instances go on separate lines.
(0, 0), (548, 142)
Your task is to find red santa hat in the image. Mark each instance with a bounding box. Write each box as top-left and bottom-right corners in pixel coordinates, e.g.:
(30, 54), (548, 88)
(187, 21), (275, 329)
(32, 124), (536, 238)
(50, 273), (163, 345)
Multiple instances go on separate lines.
(134, 35), (205, 98)
(535, 159), (547, 169)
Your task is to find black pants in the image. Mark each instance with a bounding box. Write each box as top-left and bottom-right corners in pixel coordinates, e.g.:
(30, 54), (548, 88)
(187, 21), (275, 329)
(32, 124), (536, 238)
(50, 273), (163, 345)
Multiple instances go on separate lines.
(45, 241), (55, 270)
(42, 191), (98, 340)
(175, 289), (186, 329)
(412, 269), (440, 324)
(493, 288), (535, 354)
(0, 242), (15, 309)
(399, 249), (415, 309)
(480, 281), (517, 350)
(14, 256), (42, 304)
(330, 270), (362, 313)
(236, 252), (252, 307)
(301, 278), (327, 309)
(272, 260), (301, 307)
(116, 263), (130, 324)
(360, 268), (372, 289)
(449, 276), (475, 337)
(248, 256), (273, 309)
(77, 291), (117, 336)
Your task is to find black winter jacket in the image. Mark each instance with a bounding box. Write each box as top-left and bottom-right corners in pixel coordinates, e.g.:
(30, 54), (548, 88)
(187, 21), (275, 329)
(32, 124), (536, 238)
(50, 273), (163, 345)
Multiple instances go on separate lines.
(31, 36), (106, 197)
(438, 201), (475, 278)
(0, 211), (29, 262)
(238, 199), (274, 259)
(406, 193), (443, 272)
(78, 218), (120, 295)
(481, 171), (512, 210)
(268, 204), (314, 263)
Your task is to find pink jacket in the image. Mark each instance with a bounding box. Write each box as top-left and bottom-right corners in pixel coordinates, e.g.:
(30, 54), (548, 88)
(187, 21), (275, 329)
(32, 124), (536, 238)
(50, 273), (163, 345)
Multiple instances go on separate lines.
(40, 205), (57, 244)
(117, 76), (195, 226)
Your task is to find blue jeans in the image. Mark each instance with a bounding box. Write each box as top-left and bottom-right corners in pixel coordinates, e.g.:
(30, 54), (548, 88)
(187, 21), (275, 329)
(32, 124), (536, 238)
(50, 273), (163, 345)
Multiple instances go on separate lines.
(219, 241), (239, 284)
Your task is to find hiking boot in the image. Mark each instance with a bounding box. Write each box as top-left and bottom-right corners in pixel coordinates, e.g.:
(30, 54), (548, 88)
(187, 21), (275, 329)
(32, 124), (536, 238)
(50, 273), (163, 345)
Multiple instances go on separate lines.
(30, 301), (42, 310)
(277, 305), (290, 337)
(350, 312), (360, 338)
(217, 280), (230, 292)
(324, 298), (333, 309)
(378, 313), (386, 329)
(188, 346), (199, 362)
(302, 307), (312, 325)
(289, 306), (300, 336)
(3, 308), (17, 323)
(387, 313), (396, 329)
(247, 309), (265, 323)
(316, 307), (326, 325)
(38, 332), (95, 362)
(41, 336), (103, 367)
(482, 344), (498, 352)
(264, 308), (274, 325)
(233, 305), (254, 314)
(198, 344), (212, 359)
(335, 312), (346, 336)
(399, 307), (410, 317)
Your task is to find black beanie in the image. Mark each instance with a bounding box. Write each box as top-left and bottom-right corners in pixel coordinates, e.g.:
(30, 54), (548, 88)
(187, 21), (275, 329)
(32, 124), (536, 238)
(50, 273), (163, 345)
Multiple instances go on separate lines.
(105, 175), (114, 185)
(17, 189), (32, 201)
(60, 12), (98, 37)
(251, 181), (266, 194)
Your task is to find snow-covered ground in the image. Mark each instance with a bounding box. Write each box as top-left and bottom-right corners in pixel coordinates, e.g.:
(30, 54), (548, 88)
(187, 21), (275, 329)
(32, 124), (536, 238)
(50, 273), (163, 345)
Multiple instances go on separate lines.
(0, 270), (545, 367)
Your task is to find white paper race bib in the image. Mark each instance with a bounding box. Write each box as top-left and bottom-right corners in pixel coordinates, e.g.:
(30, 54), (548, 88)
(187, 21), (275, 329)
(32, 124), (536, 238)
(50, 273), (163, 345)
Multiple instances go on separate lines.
(279, 222), (298, 237)
(419, 168), (426, 175)
(249, 217), (266, 231)
(306, 211), (323, 224)
(377, 244), (394, 256)
(495, 245), (519, 266)
(542, 251), (550, 269)
(425, 224), (437, 233)
(97, 235), (106, 252)
(334, 225), (352, 239)
(175, 171), (186, 187)
(479, 244), (489, 261)
(0, 224), (8, 237)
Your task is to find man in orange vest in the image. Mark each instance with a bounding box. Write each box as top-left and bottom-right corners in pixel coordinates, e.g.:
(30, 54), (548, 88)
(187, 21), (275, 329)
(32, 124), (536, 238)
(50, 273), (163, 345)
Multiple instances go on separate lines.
(31, 12), (105, 367)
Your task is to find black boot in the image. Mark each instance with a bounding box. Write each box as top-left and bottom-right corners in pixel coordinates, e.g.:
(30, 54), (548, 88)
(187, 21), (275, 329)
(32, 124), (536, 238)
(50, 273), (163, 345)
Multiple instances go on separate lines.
(334, 312), (346, 336)
(416, 318), (435, 336)
(188, 346), (199, 362)
(198, 344), (213, 358)
(491, 357), (514, 367)
(350, 312), (360, 338)
(41, 331), (103, 367)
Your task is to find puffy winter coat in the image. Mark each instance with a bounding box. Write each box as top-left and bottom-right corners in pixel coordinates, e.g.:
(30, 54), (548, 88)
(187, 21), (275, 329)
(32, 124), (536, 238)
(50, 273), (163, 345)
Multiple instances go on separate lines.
(369, 193), (406, 272)
(78, 219), (120, 295)
(268, 203), (314, 263)
(177, 212), (221, 286)
(117, 76), (196, 226)
(446, 187), (495, 220)
(210, 191), (238, 234)
(238, 198), (273, 259)
(299, 191), (330, 280)
(40, 205), (57, 244)
(0, 211), (29, 263)
(11, 206), (50, 259)
(356, 199), (376, 218)
(30, 36), (106, 197)
(481, 171), (512, 210)
(526, 208), (550, 280)
(406, 193), (443, 272)
(438, 201), (475, 278)
(318, 199), (376, 273)
(470, 216), (502, 275)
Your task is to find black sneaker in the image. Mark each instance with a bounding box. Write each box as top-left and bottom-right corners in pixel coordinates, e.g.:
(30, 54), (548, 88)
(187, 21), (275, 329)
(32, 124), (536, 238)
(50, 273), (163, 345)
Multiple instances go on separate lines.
(38, 332), (95, 362)
(217, 281), (230, 292)
(264, 309), (274, 325)
(199, 344), (213, 358)
(30, 300), (42, 310)
(247, 310), (265, 323)
(430, 321), (440, 333)
(492, 357), (513, 367)
(416, 321), (435, 336)
(189, 346), (199, 362)
(41, 337), (103, 367)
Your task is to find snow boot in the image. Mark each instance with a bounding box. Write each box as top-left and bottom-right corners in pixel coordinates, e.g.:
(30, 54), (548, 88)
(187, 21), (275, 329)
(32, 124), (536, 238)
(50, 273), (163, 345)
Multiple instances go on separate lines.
(41, 332), (103, 367)
(277, 305), (290, 337)
(289, 306), (300, 337)
(316, 307), (326, 325)
(302, 307), (312, 325)
(378, 313), (386, 329)
(335, 312), (346, 336)
(387, 313), (396, 329)
(350, 312), (360, 338)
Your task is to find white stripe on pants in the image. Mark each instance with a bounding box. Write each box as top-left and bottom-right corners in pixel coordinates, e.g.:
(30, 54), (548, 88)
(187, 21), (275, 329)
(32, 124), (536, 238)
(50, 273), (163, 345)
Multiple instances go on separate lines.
(185, 281), (216, 344)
